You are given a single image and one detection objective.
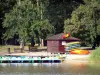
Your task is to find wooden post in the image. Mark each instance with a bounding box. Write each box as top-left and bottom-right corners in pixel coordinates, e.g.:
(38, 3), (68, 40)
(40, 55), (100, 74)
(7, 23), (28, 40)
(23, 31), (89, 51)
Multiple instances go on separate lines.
(8, 48), (11, 54)
(21, 48), (23, 53)
(28, 45), (31, 52)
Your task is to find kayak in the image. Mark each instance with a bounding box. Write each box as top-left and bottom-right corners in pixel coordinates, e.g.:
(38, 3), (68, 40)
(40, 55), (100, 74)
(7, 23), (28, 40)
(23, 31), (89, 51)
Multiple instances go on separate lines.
(70, 48), (89, 54)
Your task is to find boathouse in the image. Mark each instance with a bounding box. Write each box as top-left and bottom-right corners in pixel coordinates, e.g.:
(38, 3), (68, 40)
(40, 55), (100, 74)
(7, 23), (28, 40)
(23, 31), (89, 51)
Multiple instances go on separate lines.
(47, 33), (80, 53)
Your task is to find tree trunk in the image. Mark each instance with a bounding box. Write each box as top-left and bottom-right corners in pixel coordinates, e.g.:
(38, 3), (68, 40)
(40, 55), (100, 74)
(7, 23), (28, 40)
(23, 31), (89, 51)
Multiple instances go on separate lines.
(40, 1), (43, 19)
(18, 0), (21, 6)
(41, 39), (44, 46)
(39, 38), (44, 47)
(36, 0), (39, 12)
(20, 40), (24, 50)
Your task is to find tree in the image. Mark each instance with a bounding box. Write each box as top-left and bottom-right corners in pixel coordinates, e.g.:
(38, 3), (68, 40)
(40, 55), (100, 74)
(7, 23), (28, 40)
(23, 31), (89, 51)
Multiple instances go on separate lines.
(0, 0), (16, 45)
(3, 0), (54, 46)
(45, 0), (83, 34)
(64, 0), (100, 46)
(1, 0), (84, 45)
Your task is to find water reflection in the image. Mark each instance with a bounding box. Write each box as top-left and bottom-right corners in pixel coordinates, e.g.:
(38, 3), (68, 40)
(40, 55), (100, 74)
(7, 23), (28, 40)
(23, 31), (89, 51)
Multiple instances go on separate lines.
(0, 62), (100, 75)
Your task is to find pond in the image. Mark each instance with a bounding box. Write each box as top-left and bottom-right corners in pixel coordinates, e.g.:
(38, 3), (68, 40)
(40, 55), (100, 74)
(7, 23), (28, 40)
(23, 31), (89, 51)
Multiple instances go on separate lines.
(0, 62), (100, 75)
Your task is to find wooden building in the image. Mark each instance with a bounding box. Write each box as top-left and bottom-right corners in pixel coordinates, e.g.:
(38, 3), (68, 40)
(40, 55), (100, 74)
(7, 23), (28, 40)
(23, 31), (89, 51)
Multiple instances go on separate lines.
(47, 33), (80, 53)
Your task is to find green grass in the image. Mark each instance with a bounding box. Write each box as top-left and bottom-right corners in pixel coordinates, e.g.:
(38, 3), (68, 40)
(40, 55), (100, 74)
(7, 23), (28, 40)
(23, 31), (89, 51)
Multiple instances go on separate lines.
(0, 45), (22, 53)
(0, 45), (47, 53)
(89, 47), (100, 62)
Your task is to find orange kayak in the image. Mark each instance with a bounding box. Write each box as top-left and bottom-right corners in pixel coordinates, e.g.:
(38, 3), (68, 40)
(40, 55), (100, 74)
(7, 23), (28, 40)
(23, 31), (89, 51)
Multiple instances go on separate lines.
(70, 49), (89, 54)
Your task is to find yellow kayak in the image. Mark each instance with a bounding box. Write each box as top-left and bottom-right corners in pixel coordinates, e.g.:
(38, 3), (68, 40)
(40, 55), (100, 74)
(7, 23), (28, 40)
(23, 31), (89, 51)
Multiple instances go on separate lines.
(65, 42), (80, 46)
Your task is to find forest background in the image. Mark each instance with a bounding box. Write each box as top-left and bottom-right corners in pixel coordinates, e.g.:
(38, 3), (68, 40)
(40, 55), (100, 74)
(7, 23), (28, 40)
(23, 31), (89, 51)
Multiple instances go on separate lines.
(0, 0), (100, 46)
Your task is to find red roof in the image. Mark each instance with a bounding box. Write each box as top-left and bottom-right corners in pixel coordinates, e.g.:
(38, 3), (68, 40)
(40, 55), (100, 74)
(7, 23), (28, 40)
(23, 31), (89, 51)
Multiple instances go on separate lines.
(47, 33), (80, 41)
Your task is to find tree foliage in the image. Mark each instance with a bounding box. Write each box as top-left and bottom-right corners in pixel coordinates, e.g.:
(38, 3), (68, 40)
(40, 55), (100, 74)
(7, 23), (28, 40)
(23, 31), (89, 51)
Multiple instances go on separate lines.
(3, 0), (54, 43)
(64, 0), (100, 45)
(0, 0), (17, 44)
(0, 0), (86, 45)
(45, 0), (83, 34)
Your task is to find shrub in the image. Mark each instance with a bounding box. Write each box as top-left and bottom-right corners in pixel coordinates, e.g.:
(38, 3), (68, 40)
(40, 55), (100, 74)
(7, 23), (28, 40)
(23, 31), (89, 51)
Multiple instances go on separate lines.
(89, 47), (100, 61)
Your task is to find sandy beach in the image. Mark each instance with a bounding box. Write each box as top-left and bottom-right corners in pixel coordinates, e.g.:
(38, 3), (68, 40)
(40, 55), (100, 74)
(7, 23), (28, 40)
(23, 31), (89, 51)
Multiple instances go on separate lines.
(0, 51), (90, 64)
(63, 54), (90, 65)
(0, 47), (93, 64)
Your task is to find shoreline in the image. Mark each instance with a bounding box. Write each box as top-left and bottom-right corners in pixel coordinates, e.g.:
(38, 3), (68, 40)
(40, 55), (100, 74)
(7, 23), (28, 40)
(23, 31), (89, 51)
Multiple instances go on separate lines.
(62, 54), (89, 64)
(0, 50), (92, 64)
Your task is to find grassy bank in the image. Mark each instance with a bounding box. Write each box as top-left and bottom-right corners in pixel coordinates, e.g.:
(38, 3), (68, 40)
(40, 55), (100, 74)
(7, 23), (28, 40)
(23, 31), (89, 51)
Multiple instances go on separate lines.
(89, 47), (100, 61)
(0, 45), (47, 53)
(0, 45), (25, 53)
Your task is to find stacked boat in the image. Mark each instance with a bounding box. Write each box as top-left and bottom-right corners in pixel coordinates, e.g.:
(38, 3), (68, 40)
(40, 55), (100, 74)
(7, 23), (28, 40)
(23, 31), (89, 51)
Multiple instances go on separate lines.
(0, 55), (66, 63)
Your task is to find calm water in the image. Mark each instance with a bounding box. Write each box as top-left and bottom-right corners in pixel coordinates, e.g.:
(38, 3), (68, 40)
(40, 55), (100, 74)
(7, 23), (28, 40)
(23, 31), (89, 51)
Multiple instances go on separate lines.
(0, 62), (100, 75)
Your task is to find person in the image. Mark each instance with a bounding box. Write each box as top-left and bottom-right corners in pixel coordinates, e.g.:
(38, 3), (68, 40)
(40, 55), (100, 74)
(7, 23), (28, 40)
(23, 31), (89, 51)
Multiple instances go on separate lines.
(31, 37), (35, 47)
(92, 41), (96, 49)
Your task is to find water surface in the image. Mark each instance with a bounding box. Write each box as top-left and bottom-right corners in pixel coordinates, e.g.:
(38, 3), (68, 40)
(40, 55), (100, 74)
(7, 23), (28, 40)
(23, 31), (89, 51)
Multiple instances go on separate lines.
(0, 62), (100, 75)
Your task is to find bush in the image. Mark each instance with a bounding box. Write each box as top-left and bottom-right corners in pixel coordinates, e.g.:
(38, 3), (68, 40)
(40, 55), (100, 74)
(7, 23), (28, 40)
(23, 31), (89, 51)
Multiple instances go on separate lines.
(89, 47), (100, 61)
